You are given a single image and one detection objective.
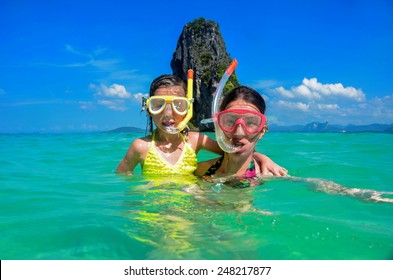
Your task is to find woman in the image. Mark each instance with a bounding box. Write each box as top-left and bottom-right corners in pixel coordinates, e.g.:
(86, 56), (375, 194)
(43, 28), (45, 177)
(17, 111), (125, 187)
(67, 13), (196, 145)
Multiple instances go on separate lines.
(195, 85), (285, 178)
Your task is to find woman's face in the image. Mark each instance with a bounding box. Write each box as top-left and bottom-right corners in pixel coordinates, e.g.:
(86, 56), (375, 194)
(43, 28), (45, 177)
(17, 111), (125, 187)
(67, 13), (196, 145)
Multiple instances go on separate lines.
(221, 99), (265, 154)
(151, 86), (186, 133)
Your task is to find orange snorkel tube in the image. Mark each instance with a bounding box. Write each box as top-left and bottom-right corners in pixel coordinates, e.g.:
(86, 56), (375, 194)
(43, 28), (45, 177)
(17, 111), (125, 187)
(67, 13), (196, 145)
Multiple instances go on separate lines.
(177, 69), (194, 131)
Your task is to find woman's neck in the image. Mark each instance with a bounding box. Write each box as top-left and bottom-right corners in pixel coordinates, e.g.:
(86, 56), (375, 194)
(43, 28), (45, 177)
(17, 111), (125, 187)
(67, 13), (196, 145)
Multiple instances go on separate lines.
(220, 152), (254, 176)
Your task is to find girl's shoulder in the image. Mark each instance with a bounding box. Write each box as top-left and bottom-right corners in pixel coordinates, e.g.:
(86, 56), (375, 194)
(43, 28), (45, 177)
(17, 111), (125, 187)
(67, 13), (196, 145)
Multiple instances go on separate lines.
(187, 131), (201, 137)
(187, 131), (221, 154)
(187, 131), (211, 142)
(185, 131), (200, 143)
(130, 135), (152, 152)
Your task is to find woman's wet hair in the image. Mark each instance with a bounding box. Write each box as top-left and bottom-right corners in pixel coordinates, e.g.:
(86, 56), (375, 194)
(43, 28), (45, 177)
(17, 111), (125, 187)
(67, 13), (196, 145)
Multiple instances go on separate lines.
(149, 74), (187, 97)
(220, 86), (266, 114)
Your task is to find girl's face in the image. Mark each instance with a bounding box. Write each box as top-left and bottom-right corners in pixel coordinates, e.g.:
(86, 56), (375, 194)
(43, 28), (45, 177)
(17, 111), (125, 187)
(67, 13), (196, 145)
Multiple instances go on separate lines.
(151, 86), (186, 133)
(221, 99), (266, 154)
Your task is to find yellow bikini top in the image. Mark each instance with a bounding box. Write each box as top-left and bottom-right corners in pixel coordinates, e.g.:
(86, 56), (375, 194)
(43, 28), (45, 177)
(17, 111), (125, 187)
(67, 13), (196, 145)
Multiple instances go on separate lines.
(142, 131), (198, 176)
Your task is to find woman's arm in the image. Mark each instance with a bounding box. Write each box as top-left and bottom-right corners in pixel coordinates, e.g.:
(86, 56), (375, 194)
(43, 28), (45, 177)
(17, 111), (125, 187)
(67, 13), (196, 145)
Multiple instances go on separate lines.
(253, 153), (288, 176)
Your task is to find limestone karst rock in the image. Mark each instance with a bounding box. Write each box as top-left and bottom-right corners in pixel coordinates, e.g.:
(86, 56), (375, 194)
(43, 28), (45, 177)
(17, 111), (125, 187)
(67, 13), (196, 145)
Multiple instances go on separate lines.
(171, 18), (239, 131)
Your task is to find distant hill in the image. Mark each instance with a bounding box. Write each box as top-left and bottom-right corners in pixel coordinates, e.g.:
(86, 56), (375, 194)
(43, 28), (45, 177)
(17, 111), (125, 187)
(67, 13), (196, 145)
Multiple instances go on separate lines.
(269, 122), (393, 133)
(105, 126), (144, 133)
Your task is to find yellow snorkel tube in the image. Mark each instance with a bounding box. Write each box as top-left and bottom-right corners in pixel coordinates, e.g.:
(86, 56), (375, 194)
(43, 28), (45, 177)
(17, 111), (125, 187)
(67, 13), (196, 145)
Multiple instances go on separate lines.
(177, 69), (194, 132)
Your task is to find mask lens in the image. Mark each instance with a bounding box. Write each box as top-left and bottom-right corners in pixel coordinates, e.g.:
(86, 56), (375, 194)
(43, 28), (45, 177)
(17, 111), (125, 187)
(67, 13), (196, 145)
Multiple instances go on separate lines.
(218, 110), (265, 134)
(172, 98), (188, 115)
(149, 98), (166, 114)
(219, 113), (238, 132)
(243, 115), (262, 133)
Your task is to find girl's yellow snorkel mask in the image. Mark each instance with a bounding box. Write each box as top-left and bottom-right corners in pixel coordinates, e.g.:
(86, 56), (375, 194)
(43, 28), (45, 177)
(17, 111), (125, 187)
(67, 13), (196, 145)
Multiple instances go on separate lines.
(142, 70), (194, 134)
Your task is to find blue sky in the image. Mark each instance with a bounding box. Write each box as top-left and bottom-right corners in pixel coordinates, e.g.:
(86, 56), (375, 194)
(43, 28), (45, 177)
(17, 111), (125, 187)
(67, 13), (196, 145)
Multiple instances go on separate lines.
(1, 0), (392, 133)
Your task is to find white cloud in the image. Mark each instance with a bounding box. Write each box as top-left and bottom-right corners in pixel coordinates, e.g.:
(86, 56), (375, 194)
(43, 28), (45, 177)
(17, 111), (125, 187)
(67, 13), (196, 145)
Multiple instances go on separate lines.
(65, 44), (81, 56)
(79, 101), (95, 110)
(89, 83), (148, 111)
(132, 92), (149, 102)
(276, 100), (310, 112)
(3, 100), (70, 107)
(266, 78), (393, 125)
(317, 104), (340, 110)
(62, 44), (121, 70)
(275, 86), (296, 99)
(358, 94), (393, 120)
(97, 99), (127, 111)
(275, 78), (365, 102)
(90, 83), (131, 99)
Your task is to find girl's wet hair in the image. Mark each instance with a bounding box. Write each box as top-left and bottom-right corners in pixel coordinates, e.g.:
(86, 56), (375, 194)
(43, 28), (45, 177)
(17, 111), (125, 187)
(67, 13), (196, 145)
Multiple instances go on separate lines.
(146, 74), (188, 135)
(149, 74), (187, 97)
(220, 86), (266, 114)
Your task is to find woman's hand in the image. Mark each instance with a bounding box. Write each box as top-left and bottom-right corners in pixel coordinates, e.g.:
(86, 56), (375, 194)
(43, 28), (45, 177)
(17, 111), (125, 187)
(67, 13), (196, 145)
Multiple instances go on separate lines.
(253, 153), (288, 176)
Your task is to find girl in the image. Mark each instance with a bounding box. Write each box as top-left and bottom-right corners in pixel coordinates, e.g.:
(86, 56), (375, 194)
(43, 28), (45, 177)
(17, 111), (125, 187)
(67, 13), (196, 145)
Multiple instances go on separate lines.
(195, 86), (284, 177)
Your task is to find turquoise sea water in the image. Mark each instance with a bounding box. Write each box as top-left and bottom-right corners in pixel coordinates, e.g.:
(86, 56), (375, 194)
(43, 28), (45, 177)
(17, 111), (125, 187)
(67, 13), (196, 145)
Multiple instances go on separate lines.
(1, 132), (392, 260)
